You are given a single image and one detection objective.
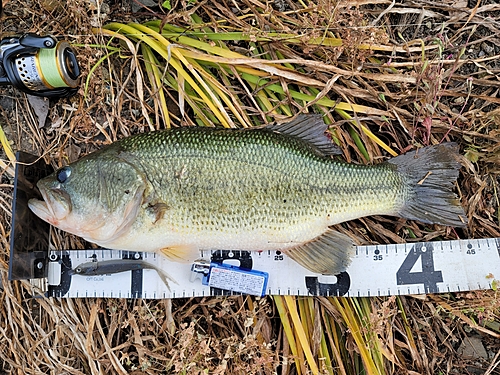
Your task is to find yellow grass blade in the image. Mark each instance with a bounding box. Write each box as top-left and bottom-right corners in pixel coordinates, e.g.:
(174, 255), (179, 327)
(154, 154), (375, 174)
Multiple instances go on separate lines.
(184, 57), (250, 127)
(242, 73), (392, 118)
(335, 109), (398, 157)
(102, 23), (231, 127)
(129, 23), (234, 128)
(330, 298), (381, 375)
(177, 49), (325, 88)
(356, 298), (385, 370)
(284, 296), (319, 375)
(274, 296), (302, 375)
(141, 44), (171, 128)
(0, 124), (15, 164)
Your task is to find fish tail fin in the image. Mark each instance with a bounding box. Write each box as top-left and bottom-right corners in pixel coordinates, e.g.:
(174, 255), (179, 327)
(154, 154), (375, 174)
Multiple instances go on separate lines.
(389, 143), (467, 227)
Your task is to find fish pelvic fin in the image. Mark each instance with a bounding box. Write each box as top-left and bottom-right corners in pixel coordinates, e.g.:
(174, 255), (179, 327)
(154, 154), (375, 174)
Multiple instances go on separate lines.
(159, 244), (199, 263)
(283, 229), (356, 275)
(389, 142), (467, 227)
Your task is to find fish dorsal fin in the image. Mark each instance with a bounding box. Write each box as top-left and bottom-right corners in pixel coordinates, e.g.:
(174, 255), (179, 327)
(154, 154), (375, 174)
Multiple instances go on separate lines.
(265, 114), (342, 156)
(283, 229), (356, 275)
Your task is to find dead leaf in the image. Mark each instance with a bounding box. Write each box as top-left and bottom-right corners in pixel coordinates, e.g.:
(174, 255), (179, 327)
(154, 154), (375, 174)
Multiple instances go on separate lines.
(27, 95), (49, 128)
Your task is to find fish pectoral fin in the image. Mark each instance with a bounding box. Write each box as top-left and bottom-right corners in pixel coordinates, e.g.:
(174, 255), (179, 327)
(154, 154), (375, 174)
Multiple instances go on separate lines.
(159, 245), (198, 263)
(283, 229), (356, 275)
(146, 202), (169, 223)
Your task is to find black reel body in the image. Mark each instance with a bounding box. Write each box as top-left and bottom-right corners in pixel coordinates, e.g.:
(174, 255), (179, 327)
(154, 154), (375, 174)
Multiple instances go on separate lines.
(0, 34), (80, 97)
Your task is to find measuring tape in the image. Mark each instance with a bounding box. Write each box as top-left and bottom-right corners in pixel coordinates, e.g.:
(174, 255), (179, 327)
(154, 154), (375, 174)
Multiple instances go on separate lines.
(42, 237), (500, 298)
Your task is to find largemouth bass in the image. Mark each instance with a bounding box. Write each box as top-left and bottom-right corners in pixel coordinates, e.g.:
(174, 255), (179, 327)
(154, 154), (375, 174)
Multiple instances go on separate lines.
(29, 115), (467, 274)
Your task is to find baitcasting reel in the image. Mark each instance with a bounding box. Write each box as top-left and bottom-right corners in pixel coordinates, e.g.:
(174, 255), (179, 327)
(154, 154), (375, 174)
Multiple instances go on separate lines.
(0, 34), (80, 98)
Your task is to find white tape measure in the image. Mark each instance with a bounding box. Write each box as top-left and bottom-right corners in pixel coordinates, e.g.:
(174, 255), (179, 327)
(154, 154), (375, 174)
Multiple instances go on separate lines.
(43, 237), (500, 298)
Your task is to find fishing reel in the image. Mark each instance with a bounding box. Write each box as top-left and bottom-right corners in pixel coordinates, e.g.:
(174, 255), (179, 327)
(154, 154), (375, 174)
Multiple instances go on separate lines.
(0, 34), (80, 98)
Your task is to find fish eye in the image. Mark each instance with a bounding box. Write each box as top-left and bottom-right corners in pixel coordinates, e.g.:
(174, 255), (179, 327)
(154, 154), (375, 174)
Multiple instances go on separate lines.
(75, 267), (82, 274)
(56, 166), (71, 183)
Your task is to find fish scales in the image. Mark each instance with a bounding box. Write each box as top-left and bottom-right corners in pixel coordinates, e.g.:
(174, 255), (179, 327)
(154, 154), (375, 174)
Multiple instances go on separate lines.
(29, 115), (466, 275)
(116, 127), (403, 243)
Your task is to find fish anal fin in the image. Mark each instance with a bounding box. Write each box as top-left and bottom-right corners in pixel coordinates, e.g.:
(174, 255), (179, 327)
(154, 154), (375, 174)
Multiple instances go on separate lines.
(159, 245), (198, 263)
(265, 114), (342, 156)
(283, 229), (356, 275)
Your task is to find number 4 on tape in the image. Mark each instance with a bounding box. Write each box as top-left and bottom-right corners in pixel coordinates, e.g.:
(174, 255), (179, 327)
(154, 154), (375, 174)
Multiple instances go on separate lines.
(396, 243), (443, 293)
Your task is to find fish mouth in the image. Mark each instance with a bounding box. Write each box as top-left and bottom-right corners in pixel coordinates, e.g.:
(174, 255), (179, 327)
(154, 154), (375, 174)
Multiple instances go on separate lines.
(28, 185), (72, 226)
(28, 197), (53, 223)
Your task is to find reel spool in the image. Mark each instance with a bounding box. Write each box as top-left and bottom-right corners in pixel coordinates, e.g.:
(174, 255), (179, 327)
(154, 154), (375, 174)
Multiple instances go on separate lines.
(0, 34), (80, 98)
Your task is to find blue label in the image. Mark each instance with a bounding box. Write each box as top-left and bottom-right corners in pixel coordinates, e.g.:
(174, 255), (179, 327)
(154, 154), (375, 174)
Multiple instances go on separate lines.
(203, 263), (269, 297)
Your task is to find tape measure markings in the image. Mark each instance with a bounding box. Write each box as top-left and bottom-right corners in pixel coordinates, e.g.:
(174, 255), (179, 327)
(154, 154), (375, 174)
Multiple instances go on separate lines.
(44, 238), (500, 298)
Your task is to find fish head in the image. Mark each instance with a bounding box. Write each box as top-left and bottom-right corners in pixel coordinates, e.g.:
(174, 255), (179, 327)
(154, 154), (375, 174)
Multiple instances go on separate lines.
(68, 261), (96, 276)
(28, 152), (146, 245)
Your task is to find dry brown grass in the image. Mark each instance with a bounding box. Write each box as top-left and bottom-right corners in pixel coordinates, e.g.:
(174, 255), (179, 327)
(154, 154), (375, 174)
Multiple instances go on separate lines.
(0, 0), (500, 374)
